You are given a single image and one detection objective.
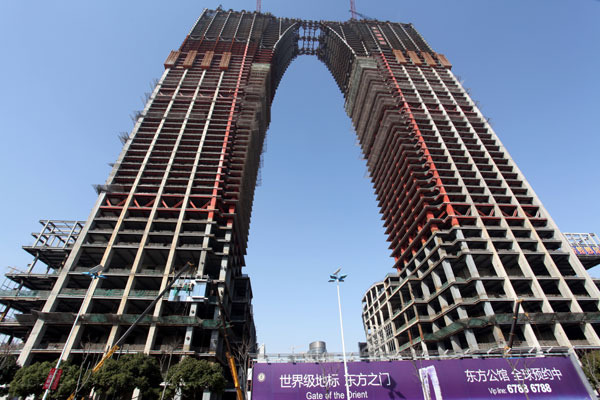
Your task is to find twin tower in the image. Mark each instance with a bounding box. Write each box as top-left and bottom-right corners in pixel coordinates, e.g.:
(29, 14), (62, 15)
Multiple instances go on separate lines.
(6, 8), (600, 375)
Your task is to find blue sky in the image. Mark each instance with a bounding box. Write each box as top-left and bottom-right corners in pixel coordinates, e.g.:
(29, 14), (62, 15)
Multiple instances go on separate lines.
(0, 1), (599, 354)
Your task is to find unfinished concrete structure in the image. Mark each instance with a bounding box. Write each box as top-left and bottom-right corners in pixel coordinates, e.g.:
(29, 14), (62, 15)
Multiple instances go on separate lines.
(2, 9), (600, 388)
(363, 236), (600, 356)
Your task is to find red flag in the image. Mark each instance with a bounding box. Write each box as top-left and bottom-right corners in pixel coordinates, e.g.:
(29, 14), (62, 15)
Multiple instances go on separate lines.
(43, 368), (63, 390)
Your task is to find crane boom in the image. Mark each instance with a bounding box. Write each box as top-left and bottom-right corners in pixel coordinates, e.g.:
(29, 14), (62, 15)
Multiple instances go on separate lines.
(216, 291), (245, 400)
(65, 262), (194, 400)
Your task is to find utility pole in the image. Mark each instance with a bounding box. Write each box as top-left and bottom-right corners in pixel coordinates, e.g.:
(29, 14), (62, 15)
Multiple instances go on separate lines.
(42, 264), (108, 400)
(506, 299), (522, 352)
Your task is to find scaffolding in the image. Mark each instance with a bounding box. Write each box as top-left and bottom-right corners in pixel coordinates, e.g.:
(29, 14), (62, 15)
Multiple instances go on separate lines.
(23, 220), (84, 271)
(564, 233), (600, 268)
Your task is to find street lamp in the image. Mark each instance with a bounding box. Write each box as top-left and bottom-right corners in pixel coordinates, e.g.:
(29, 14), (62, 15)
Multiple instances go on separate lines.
(42, 264), (107, 400)
(328, 268), (351, 400)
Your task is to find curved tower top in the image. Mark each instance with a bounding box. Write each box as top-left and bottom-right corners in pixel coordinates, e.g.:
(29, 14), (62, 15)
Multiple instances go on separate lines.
(2, 10), (598, 392)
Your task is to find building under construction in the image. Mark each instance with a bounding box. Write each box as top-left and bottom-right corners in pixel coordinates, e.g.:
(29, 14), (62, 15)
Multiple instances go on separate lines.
(2, 7), (600, 396)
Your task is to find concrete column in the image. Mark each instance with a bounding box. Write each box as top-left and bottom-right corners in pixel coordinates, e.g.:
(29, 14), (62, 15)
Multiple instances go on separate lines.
(464, 329), (479, 350)
(523, 323), (541, 348)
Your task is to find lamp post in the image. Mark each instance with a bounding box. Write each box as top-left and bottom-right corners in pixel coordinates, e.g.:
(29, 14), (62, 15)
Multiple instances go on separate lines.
(41, 264), (107, 400)
(329, 268), (351, 400)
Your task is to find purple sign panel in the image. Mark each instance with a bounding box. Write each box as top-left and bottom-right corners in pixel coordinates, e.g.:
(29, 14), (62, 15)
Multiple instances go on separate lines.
(252, 356), (593, 399)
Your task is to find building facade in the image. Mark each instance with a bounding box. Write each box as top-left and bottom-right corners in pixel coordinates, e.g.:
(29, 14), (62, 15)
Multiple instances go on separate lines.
(1, 8), (600, 388)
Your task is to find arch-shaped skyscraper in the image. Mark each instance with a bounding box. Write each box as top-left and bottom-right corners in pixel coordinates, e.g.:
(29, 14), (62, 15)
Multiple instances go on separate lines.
(3, 9), (600, 394)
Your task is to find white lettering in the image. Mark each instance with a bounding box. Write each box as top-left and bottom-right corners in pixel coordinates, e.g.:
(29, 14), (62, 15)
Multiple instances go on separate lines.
(306, 392), (323, 399)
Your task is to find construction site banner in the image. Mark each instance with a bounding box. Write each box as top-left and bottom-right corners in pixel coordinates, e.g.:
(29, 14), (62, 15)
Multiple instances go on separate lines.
(251, 356), (593, 399)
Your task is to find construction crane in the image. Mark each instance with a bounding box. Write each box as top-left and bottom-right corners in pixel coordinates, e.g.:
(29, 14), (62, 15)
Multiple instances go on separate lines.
(349, 1), (373, 21)
(353, 10), (373, 20)
(256, 0), (261, 13)
(214, 289), (245, 400)
(65, 262), (194, 400)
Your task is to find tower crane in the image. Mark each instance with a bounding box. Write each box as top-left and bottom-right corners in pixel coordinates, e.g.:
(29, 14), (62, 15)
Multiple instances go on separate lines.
(350, 0), (357, 19)
(349, 1), (373, 20)
(353, 10), (373, 20)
